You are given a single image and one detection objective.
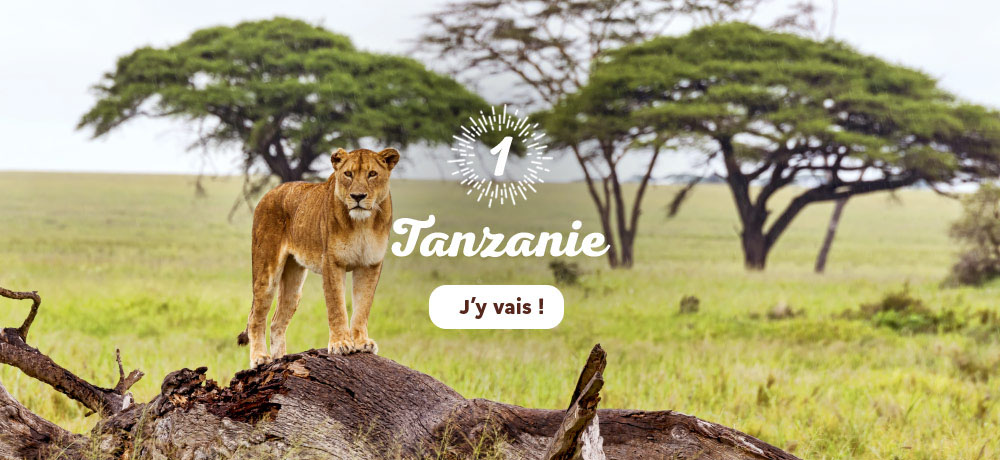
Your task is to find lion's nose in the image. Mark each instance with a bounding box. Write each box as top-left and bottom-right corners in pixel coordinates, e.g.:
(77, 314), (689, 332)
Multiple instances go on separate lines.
(350, 193), (367, 202)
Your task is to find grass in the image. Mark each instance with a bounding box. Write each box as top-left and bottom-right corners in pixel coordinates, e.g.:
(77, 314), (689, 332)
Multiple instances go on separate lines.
(0, 171), (998, 459)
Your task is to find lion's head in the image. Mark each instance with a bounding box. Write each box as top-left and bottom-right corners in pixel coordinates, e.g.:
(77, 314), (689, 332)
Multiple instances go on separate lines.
(331, 148), (400, 220)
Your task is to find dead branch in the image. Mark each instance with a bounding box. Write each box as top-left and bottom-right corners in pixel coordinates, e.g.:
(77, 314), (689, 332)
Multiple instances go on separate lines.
(0, 287), (40, 340)
(0, 286), (143, 417)
(112, 348), (144, 396)
(544, 345), (606, 460)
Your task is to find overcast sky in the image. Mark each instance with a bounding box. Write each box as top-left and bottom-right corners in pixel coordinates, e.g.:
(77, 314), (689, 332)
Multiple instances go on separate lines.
(1, 0), (998, 180)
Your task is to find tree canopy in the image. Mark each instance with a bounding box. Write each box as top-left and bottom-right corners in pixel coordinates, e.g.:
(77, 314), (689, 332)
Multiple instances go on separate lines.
(79, 17), (487, 187)
(547, 23), (1000, 269)
(420, 0), (780, 269)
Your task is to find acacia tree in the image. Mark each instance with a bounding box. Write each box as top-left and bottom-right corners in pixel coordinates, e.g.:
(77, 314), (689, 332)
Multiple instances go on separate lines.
(771, 0), (850, 273)
(419, 0), (775, 268)
(551, 23), (1000, 270)
(79, 18), (486, 196)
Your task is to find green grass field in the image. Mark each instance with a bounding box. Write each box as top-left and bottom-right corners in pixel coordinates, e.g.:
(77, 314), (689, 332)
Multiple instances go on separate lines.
(1, 171), (998, 459)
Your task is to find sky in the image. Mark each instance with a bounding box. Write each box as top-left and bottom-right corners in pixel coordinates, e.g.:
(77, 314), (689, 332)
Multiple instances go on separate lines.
(1, 0), (998, 181)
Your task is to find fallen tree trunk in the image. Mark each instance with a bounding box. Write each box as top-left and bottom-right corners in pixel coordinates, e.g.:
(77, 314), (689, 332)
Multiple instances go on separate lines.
(0, 287), (800, 460)
(1, 350), (802, 460)
(93, 350), (799, 460)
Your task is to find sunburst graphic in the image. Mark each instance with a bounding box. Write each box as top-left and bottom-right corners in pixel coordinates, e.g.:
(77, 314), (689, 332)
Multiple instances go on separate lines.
(449, 105), (552, 207)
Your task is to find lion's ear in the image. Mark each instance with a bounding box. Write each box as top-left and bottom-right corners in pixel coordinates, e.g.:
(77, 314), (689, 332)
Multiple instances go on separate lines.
(331, 148), (348, 170)
(378, 148), (400, 170)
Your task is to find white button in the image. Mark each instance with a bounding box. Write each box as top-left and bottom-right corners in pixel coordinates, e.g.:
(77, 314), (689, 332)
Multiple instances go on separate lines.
(429, 285), (564, 329)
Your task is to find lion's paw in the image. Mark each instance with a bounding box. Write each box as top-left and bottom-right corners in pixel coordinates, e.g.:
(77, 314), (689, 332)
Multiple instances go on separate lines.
(327, 339), (353, 356)
(351, 337), (378, 355)
(250, 353), (273, 369)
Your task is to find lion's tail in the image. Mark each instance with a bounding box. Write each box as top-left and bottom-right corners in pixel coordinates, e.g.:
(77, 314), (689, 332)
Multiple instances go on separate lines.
(237, 327), (249, 346)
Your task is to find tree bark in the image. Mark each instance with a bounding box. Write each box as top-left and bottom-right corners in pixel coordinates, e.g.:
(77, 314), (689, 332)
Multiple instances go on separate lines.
(742, 228), (769, 270)
(619, 233), (634, 268)
(814, 197), (847, 273)
(739, 206), (770, 271)
(0, 383), (83, 460)
(571, 145), (620, 268)
(720, 136), (771, 271)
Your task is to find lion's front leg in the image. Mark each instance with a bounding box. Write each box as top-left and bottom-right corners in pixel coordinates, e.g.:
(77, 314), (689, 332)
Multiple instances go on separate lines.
(322, 258), (352, 355)
(349, 262), (382, 354)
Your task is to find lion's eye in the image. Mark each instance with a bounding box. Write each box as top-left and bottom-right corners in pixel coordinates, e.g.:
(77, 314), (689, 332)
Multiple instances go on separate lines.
(344, 171), (353, 178)
(368, 171), (378, 178)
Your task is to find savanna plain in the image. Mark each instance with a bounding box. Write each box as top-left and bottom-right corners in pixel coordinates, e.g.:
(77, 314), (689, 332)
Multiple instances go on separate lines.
(0, 171), (997, 459)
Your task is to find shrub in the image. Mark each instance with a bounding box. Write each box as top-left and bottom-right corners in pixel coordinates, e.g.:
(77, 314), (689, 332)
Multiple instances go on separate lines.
(678, 295), (700, 314)
(948, 249), (1000, 286)
(844, 287), (965, 334)
(548, 261), (581, 286)
(948, 185), (1000, 286)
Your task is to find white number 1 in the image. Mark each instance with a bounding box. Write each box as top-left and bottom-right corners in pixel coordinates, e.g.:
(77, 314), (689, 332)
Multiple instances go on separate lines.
(489, 136), (513, 176)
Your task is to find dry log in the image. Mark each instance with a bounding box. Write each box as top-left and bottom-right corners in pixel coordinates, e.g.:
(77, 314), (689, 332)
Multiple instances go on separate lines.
(80, 350), (796, 460)
(0, 382), (84, 459)
(0, 285), (800, 459)
(0, 349), (801, 460)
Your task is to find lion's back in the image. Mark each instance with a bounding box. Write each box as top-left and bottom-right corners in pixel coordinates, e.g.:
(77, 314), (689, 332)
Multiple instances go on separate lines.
(252, 181), (328, 243)
(255, 181), (321, 217)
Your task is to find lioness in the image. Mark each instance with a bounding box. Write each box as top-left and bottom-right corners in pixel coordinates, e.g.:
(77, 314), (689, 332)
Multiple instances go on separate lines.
(237, 147), (399, 368)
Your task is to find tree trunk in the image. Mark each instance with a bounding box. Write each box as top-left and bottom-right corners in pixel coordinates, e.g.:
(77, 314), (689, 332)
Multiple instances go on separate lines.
(571, 145), (621, 269)
(741, 220), (769, 271)
(617, 144), (662, 271)
(0, 350), (800, 460)
(601, 142), (634, 271)
(0, 287), (801, 460)
(719, 136), (773, 271)
(570, 141), (665, 271)
(599, 204), (621, 269)
(619, 231), (634, 268)
(814, 198), (847, 273)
